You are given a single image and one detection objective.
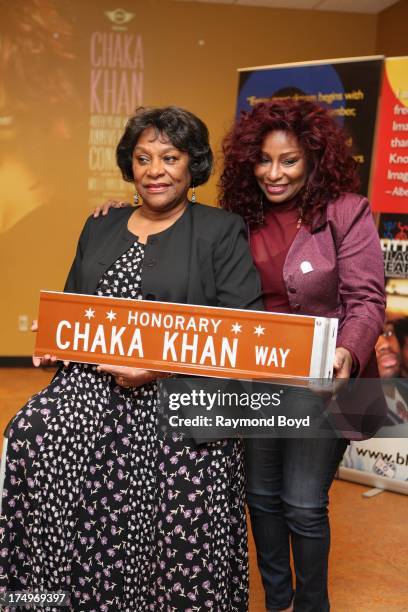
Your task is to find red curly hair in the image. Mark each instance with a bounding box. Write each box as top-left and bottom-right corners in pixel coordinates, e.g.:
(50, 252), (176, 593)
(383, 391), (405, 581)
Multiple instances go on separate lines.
(219, 99), (360, 226)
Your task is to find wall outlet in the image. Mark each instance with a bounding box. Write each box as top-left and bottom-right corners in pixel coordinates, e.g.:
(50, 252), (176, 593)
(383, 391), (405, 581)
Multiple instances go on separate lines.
(18, 314), (29, 332)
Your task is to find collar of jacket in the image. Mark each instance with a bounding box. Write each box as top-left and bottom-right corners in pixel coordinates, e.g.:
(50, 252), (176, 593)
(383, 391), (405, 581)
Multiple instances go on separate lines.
(100, 203), (193, 255)
(309, 205), (328, 234)
(97, 206), (136, 265)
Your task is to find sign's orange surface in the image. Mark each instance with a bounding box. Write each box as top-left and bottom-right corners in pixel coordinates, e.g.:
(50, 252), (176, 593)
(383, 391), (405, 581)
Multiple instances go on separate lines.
(34, 291), (318, 379)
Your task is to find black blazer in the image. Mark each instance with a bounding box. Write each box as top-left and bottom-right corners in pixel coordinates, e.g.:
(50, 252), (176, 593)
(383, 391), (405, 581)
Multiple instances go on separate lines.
(62, 203), (263, 445)
(64, 202), (263, 311)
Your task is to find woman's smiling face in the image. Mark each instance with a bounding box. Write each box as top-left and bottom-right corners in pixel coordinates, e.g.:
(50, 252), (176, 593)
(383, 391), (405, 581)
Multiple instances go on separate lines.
(254, 130), (307, 204)
(132, 126), (191, 213)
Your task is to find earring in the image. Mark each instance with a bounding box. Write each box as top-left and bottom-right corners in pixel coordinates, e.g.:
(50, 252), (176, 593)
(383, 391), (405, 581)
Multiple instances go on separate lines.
(297, 205), (303, 229)
(255, 194), (264, 226)
(133, 191), (139, 205)
(191, 184), (196, 203)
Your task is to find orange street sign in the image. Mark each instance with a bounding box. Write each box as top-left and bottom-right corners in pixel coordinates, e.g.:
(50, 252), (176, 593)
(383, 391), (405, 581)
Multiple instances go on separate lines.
(34, 291), (338, 380)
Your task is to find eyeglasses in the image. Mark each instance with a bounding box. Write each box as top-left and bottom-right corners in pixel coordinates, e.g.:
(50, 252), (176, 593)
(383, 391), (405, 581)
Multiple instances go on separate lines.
(381, 329), (395, 338)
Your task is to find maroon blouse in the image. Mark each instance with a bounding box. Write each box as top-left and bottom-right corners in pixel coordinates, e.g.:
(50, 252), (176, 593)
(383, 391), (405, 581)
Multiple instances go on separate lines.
(249, 199), (300, 313)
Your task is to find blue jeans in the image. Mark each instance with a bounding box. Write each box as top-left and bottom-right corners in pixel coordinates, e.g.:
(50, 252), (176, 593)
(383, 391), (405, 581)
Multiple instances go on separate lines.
(245, 436), (348, 611)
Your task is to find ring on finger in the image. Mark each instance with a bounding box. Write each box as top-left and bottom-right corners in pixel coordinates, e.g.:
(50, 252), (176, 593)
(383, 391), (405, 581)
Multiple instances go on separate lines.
(121, 377), (132, 388)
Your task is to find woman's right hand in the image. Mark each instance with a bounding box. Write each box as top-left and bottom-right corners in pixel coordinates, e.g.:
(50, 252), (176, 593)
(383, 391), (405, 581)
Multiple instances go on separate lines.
(93, 200), (132, 218)
(31, 320), (69, 368)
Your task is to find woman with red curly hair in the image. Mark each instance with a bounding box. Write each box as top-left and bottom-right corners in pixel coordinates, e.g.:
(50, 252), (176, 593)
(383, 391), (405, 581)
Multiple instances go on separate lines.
(220, 99), (385, 612)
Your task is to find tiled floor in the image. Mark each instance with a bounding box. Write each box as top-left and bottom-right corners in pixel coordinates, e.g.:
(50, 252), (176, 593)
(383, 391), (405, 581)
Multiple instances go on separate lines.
(1, 367), (407, 611)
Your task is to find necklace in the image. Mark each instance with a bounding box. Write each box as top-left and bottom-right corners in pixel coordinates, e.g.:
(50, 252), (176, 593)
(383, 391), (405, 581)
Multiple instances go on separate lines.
(296, 207), (303, 229)
(257, 196), (303, 228)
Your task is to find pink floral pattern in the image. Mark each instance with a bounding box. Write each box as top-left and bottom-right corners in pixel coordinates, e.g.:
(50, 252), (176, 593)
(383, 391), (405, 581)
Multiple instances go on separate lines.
(0, 242), (248, 610)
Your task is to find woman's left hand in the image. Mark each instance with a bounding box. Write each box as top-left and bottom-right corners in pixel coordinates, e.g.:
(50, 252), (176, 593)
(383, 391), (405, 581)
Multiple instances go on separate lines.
(333, 347), (353, 379)
(97, 364), (156, 388)
(93, 200), (132, 218)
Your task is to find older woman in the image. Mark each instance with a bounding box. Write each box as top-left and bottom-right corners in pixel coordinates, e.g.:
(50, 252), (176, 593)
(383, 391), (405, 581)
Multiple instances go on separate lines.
(220, 99), (386, 612)
(0, 106), (263, 611)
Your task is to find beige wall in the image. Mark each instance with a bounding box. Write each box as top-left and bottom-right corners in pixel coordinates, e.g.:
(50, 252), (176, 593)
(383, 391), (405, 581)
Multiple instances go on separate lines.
(376, 0), (408, 56)
(0, 0), (379, 355)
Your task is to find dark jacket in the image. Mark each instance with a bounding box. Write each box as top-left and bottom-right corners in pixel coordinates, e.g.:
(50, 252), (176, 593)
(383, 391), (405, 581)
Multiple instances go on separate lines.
(65, 202), (264, 311)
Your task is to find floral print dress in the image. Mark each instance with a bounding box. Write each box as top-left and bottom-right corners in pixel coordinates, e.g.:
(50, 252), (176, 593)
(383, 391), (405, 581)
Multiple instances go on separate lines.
(0, 242), (248, 611)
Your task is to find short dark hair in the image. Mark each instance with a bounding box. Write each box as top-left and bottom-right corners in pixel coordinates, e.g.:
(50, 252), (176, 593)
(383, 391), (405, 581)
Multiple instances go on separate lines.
(116, 106), (213, 186)
(394, 317), (408, 347)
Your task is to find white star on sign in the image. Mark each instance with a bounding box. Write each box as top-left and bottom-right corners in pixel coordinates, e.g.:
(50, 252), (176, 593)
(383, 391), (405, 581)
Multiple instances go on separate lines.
(254, 324), (265, 337)
(84, 308), (95, 320)
(231, 323), (242, 334)
(106, 310), (117, 322)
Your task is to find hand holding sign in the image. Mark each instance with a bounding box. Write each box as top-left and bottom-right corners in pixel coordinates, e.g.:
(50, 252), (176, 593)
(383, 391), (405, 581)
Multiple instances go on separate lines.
(333, 347), (353, 379)
(97, 364), (166, 388)
(31, 319), (70, 368)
